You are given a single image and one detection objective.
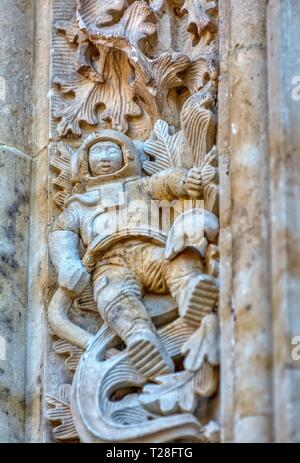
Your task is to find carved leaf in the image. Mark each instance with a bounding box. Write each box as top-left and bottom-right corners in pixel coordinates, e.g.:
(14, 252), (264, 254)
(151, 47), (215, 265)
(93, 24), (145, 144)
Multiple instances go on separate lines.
(46, 384), (78, 441)
(195, 360), (218, 397)
(142, 85), (218, 175)
(152, 53), (190, 94)
(53, 339), (84, 372)
(55, 77), (98, 137)
(56, 14), (81, 44)
(184, 56), (215, 94)
(77, 1), (159, 100)
(50, 143), (73, 208)
(77, 0), (128, 28)
(117, 1), (157, 49)
(55, 51), (141, 136)
(182, 314), (220, 372)
(182, 0), (217, 44)
(140, 371), (198, 414)
(140, 363), (218, 415)
(143, 120), (184, 174)
(181, 85), (217, 166)
(78, 1), (156, 50)
(74, 284), (98, 313)
(131, 53), (191, 128)
(99, 51), (142, 131)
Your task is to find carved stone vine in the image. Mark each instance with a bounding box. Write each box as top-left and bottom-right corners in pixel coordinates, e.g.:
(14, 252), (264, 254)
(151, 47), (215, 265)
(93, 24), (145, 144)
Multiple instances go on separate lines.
(47, 0), (220, 443)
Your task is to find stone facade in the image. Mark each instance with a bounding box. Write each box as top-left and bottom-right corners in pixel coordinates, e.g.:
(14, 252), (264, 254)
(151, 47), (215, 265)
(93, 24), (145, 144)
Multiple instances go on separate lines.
(0, 0), (300, 443)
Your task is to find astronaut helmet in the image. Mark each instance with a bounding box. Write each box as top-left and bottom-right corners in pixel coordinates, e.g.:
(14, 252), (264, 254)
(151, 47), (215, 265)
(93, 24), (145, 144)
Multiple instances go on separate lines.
(74, 130), (142, 188)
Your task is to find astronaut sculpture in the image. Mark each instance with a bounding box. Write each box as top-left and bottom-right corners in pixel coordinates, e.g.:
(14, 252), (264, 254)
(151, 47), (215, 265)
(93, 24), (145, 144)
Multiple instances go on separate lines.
(45, 0), (220, 444)
(47, 126), (220, 443)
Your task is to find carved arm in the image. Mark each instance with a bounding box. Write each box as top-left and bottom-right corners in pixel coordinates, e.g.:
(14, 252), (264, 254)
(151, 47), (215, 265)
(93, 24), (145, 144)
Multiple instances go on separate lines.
(141, 167), (189, 201)
(141, 166), (216, 201)
(49, 230), (90, 297)
(48, 230), (92, 350)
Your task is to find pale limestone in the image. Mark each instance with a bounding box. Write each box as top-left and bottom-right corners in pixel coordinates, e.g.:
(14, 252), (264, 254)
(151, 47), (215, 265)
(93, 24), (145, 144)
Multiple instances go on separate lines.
(229, 0), (273, 443)
(0, 1), (34, 153)
(44, 0), (220, 443)
(1, 0), (300, 445)
(217, 0), (234, 444)
(0, 0), (34, 443)
(0, 147), (31, 443)
(267, 0), (300, 443)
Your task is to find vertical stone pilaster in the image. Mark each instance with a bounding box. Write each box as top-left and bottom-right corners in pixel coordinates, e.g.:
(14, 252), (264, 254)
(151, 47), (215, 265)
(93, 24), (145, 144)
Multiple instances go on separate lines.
(0, 0), (34, 443)
(25, 0), (51, 444)
(218, 0), (235, 444)
(229, 0), (273, 442)
(268, 0), (300, 443)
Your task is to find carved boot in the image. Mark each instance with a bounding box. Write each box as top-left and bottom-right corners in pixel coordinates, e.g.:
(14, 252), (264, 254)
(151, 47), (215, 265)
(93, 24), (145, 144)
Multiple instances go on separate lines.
(126, 320), (175, 380)
(98, 288), (174, 380)
(177, 275), (219, 328)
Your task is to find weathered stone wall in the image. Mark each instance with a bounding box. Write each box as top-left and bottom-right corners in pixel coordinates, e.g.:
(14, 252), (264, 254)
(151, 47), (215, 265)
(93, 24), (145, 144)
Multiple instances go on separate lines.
(0, 0), (34, 443)
(0, 0), (51, 443)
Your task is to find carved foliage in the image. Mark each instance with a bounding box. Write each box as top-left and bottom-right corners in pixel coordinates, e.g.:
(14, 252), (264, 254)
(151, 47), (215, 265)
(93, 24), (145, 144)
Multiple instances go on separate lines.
(141, 362), (218, 415)
(46, 384), (78, 441)
(182, 0), (217, 44)
(143, 120), (185, 174)
(142, 84), (219, 212)
(50, 142), (73, 208)
(52, 0), (218, 138)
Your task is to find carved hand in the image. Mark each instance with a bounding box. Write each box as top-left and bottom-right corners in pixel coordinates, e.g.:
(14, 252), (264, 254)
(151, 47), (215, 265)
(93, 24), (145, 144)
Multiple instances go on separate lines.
(58, 262), (90, 297)
(184, 165), (216, 198)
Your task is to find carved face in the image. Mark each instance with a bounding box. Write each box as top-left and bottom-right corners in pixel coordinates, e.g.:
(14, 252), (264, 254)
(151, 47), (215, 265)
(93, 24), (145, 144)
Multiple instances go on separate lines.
(88, 141), (124, 175)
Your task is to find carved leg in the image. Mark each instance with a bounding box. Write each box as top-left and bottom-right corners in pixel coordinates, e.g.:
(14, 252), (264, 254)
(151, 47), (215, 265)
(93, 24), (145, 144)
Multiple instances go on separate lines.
(93, 265), (174, 379)
(164, 248), (219, 328)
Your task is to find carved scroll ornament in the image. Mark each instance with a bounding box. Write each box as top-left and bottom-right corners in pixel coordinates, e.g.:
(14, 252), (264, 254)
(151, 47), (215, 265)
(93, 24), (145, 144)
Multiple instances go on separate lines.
(47, 0), (219, 443)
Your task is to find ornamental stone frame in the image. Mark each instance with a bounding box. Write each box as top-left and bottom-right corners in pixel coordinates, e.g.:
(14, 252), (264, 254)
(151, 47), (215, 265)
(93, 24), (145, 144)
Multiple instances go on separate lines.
(0, 0), (300, 444)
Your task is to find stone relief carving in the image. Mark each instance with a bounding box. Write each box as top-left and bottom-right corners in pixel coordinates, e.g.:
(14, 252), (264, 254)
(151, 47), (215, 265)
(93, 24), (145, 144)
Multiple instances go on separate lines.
(47, 0), (219, 443)
(52, 0), (217, 140)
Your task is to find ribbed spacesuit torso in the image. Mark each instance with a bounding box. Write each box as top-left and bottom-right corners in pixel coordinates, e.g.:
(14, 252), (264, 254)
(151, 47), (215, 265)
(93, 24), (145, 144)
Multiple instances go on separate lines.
(58, 176), (164, 248)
